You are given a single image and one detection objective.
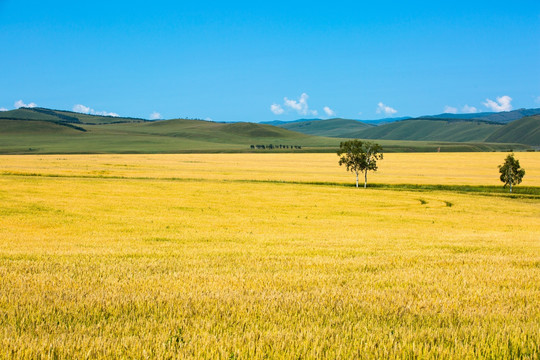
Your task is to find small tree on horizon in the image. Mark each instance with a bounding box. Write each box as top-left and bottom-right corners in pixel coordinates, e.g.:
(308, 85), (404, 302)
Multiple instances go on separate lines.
(337, 140), (383, 188)
(498, 153), (525, 193)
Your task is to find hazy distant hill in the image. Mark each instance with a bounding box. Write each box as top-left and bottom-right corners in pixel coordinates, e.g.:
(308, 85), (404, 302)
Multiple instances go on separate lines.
(270, 117), (505, 142)
(425, 108), (540, 123)
(485, 115), (540, 146)
(268, 109), (540, 138)
(268, 109), (540, 144)
(262, 118), (322, 126)
(274, 118), (373, 137)
(356, 117), (412, 125)
(348, 118), (503, 142)
(264, 116), (410, 127)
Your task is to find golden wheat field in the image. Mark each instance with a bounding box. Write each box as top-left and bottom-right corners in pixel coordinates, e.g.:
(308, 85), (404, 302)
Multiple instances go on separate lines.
(0, 153), (539, 359)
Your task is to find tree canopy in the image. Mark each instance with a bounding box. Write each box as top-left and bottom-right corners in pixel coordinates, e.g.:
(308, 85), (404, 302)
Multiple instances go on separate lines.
(498, 153), (525, 193)
(337, 140), (383, 188)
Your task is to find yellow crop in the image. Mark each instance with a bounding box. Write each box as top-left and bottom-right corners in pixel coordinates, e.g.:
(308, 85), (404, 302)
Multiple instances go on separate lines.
(0, 153), (539, 359)
(1, 152), (539, 185)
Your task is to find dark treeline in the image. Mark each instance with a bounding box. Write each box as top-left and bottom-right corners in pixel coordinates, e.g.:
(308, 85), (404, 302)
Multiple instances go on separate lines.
(250, 144), (302, 150)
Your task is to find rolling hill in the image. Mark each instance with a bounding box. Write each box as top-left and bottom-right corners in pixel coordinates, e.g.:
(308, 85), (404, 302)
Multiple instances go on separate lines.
(348, 118), (503, 142)
(0, 115), (344, 154)
(268, 109), (540, 139)
(0, 107), (148, 124)
(0, 107), (535, 153)
(264, 116), (410, 127)
(270, 114), (540, 147)
(0, 119), (86, 134)
(485, 115), (540, 146)
(273, 118), (373, 137)
(100, 118), (327, 144)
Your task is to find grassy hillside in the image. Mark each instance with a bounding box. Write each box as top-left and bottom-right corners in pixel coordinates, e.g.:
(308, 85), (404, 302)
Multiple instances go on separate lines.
(89, 119), (330, 144)
(1, 117), (528, 154)
(0, 108), (72, 122)
(275, 118), (372, 137)
(54, 110), (147, 124)
(0, 108), (534, 153)
(349, 118), (502, 142)
(0, 119), (86, 134)
(485, 115), (540, 146)
(0, 107), (147, 124)
(280, 116), (540, 146)
(272, 116), (539, 145)
(0, 117), (343, 154)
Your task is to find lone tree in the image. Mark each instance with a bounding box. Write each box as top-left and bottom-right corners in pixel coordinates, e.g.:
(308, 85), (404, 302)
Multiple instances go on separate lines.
(337, 140), (383, 188)
(498, 153), (525, 193)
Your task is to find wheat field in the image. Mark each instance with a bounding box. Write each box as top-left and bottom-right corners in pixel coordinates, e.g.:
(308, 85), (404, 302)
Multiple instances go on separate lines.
(2, 152), (540, 185)
(0, 153), (539, 359)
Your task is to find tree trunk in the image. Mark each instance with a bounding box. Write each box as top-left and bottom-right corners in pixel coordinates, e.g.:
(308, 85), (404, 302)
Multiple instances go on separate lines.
(364, 170), (367, 188)
(508, 167), (512, 193)
(355, 171), (359, 188)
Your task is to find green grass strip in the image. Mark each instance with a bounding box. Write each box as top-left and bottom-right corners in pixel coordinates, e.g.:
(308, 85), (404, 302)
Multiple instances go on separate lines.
(2, 171), (539, 199)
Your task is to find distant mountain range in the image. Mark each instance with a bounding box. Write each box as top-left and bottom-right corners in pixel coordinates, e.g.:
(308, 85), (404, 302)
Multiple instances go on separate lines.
(423, 108), (540, 123)
(262, 116), (411, 127)
(0, 107), (538, 154)
(264, 109), (540, 146)
(265, 108), (540, 126)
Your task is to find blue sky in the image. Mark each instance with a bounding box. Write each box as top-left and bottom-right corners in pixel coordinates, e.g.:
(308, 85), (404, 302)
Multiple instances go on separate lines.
(1, 1), (539, 121)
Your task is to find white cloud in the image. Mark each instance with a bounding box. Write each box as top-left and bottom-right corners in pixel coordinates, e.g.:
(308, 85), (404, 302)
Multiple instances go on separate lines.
(73, 104), (91, 113)
(96, 110), (119, 117)
(376, 102), (397, 116)
(323, 106), (336, 117)
(271, 93), (318, 116)
(444, 106), (458, 114)
(270, 104), (284, 115)
(483, 95), (512, 112)
(15, 100), (37, 108)
(149, 111), (161, 120)
(445, 104), (478, 114)
(283, 93), (306, 113)
(461, 105), (478, 113)
(73, 104), (119, 117)
(535, 96), (540, 104)
(205, 117), (212, 121)
(283, 93), (318, 116)
(0, 107), (7, 111)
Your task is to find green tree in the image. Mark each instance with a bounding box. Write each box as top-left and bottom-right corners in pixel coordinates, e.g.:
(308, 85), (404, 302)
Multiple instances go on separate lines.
(337, 140), (383, 188)
(498, 153), (525, 193)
